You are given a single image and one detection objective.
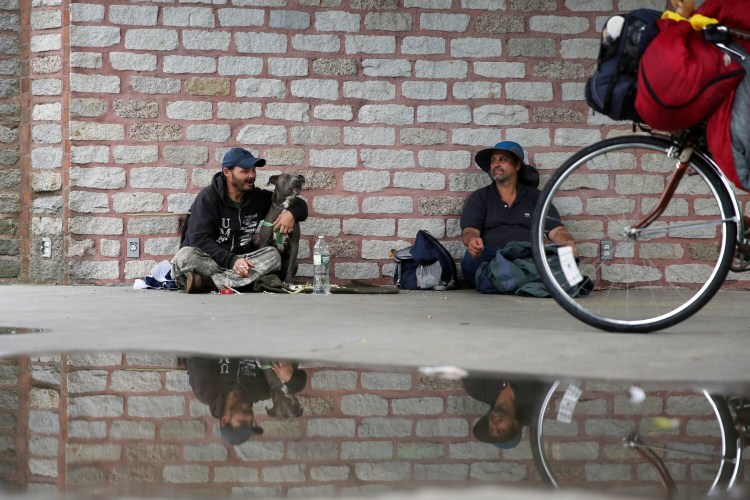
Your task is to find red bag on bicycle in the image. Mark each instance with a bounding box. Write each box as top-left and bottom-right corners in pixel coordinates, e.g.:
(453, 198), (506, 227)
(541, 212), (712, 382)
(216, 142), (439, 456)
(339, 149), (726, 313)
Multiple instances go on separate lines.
(635, 18), (744, 132)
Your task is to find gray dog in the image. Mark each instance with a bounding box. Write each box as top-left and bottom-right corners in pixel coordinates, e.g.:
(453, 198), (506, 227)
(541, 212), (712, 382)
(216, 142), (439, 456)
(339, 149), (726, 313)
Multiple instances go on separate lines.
(253, 173), (305, 283)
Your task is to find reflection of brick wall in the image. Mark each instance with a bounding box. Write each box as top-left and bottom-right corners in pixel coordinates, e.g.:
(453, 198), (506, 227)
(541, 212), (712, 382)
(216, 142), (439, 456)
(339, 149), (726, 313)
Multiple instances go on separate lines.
(0, 358), (23, 491)
(21, 354), (542, 495)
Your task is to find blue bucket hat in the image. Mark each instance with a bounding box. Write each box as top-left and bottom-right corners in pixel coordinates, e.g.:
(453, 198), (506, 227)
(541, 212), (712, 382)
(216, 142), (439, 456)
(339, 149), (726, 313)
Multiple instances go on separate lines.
(475, 141), (539, 188)
(222, 147), (266, 170)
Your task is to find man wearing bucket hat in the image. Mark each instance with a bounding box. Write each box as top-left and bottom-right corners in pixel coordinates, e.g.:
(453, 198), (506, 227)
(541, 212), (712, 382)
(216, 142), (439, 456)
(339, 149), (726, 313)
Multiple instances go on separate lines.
(460, 141), (576, 289)
(171, 147), (308, 293)
(463, 376), (547, 449)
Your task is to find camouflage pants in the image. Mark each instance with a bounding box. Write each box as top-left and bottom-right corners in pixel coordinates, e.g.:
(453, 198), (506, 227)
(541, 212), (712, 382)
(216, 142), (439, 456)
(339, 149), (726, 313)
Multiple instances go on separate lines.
(171, 246), (281, 291)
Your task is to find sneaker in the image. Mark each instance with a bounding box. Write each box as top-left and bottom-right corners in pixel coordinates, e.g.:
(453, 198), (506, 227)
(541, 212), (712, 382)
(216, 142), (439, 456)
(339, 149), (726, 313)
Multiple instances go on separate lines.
(185, 272), (217, 294)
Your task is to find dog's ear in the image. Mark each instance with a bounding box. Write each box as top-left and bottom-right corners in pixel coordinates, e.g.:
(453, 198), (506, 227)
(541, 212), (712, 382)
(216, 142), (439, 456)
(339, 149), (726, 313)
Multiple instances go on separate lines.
(267, 174), (279, 187)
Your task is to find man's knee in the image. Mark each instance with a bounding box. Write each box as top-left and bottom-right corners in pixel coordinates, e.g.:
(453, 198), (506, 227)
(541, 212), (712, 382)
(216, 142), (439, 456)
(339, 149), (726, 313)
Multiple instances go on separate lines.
(247, 247), (282, 276)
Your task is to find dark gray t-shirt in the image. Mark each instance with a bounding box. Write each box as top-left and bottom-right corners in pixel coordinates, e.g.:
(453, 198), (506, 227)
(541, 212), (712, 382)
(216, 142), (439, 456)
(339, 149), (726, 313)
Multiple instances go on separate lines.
(460, 183), (562, 251)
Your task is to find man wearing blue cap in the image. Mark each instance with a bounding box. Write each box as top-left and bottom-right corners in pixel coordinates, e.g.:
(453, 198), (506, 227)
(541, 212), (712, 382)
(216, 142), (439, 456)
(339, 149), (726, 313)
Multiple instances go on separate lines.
(460, 141), (576, 289)
(172, 147), (308, 293)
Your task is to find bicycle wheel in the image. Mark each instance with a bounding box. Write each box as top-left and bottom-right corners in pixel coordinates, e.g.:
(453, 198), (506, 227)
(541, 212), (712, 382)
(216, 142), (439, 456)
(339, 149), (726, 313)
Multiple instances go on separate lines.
(531, 135), (737, 333)
(530, 381), (740, 499)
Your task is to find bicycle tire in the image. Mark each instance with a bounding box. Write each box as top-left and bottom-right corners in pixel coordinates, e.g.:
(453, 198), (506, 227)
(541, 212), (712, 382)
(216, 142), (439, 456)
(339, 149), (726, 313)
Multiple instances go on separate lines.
(530, 381), (740, 497)
(531, 135), (737, 333)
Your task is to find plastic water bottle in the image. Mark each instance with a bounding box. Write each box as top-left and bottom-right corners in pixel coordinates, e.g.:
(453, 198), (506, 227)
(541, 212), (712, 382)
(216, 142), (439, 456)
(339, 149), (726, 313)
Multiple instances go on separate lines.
(313, 236), (331, 295)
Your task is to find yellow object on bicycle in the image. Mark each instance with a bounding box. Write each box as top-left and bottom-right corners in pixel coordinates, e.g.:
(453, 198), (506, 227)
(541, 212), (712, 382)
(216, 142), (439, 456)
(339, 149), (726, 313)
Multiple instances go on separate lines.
(662, 10), (718, 30)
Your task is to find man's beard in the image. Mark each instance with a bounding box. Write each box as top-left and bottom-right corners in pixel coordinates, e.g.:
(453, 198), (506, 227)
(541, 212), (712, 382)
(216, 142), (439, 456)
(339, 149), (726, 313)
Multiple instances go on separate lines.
(230, 173), (254, 193)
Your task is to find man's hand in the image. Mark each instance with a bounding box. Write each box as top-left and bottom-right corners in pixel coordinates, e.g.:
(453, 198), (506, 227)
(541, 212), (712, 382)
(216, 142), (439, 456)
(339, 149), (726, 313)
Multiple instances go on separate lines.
(467, 237), (484, 258)
(548, 226), (579, 258)
(272, 361), (293, 383)
(232, 257), (254, 277)
(274, 210), (295, 234)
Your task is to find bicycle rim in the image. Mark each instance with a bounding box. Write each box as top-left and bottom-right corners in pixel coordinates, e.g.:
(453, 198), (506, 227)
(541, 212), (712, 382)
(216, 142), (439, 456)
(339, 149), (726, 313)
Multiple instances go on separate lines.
(531, 136), (737, 333)
(530, 381), (739, 499)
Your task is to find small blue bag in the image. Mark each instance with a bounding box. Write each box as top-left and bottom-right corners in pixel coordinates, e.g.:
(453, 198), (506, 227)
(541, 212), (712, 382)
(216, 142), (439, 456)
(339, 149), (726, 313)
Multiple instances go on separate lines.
(393, 230), (458, 290)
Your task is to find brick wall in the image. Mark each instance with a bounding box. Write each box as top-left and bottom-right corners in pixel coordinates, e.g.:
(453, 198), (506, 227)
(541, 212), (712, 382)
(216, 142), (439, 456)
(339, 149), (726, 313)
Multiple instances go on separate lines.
(29, 0), (746, 285)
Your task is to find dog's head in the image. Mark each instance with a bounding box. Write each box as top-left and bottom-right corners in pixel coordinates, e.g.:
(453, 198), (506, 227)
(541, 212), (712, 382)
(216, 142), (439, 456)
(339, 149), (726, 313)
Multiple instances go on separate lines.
(266, 386), (304, 418)
(268, 173), (305, 200)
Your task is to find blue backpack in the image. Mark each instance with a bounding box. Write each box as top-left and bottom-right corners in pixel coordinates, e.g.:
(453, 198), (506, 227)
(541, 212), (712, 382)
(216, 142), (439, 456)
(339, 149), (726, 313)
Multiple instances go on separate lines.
(393, 230), (458, 290)
(585, 9), (661, 122)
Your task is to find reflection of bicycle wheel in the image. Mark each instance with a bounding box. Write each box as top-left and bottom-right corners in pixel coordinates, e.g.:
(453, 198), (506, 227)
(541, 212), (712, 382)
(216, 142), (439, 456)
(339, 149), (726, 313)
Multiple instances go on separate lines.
(530, 381), (740, 498)
(531, 135), (737, 333)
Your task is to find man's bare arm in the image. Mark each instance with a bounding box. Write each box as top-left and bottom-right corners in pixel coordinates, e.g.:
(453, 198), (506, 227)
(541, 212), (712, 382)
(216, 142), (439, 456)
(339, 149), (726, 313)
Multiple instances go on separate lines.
(462, 228), (484, 258)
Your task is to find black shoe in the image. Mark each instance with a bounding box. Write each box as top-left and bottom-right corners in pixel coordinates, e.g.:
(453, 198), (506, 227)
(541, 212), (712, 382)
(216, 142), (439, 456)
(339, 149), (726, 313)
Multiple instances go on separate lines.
(185, 272), (217, 294)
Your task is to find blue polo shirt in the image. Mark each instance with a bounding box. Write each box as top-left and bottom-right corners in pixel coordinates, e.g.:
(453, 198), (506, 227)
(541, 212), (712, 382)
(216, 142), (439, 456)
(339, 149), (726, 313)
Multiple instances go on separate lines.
(460, 183), (562, 250)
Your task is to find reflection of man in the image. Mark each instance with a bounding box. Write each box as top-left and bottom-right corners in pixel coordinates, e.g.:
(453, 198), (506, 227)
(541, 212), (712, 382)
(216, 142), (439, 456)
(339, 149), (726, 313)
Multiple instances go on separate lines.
(463, 377), (546, 448)
(187, 358), (307, 445)
(460, 141), (576, 289)
(172, 147), (308, 293)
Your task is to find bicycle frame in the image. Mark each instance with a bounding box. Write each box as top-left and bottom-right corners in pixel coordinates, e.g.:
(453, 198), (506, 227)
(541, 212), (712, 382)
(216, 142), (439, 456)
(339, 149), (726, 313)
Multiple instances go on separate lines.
(626, 132), (747, 269)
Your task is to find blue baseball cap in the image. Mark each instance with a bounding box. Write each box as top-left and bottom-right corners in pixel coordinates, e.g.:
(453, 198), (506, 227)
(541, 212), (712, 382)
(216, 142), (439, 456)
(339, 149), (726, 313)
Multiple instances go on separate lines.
(475, 141), (539, 188)
(222, 147), (266, 170)
(220, 423), (264, 445)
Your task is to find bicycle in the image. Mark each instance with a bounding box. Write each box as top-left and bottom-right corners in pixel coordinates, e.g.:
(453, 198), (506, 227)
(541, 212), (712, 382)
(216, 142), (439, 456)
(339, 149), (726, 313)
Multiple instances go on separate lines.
(530, 25), (750, 333)
(530, 380), (749, 498)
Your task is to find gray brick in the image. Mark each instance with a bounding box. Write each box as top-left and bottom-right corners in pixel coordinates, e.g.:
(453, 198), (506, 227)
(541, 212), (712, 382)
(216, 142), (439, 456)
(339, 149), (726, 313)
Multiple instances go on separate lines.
(70, 52), (102, 69)
(474, 104), (529, 126)
(418, 105), (471, 124)
(68, 396), (123, 418)
(362, 58), (411, 77)
(355, 462), (410, 481)
(124, 29), (178, 51)
(70, 4), (104, 22)
(415, 60), (467, 79)
(130, 123), (183, 142)
(420, 13), (469, 32)
(70, 99), (106, 118)
(217, 102), (261, 119)
(70, 167), (125, 189)
(315, 11), (360, 32)
(29, 459), (57, 477)
(361, 149), (415, 169)
(287, 441), (337, 461)
(314, 104), (352, 121)
(183, 30), (230, 51)
(218, 56), (263, 76)
(131, 76), (181, 94)
(163, 7), (214, 27)
(359, 104), (412, 125)
(235, 32), (287, 54)
(308, 418), (355, 437)
(476, 14), (524, 33)
(400, 128), (447, 146)
(343, 170), (389, 192)
(402, 81), (447, 100)
(70, 26), (119, 48)
(111, 421), (156, 440)
(166, 101), (212, 121)
(406, 0), (452, 5)
(266, 102), (309, 122)
(398, 442), (444, 460)
(130, 167), (187, 189)
(508, 38), (555, 58)
(268, 57), (307, 77)
(126, 217), (178, 235)
(345, 35), (396, 55)
(31, 79), (60, 96)
(343, 218), (395, 236)
(163, 55), (215, 74)
(111, 371), (161, 392)
(270, 10), (309, 29)
(128, 396), (185, 418)
(419, 150), (471, 169)
(299, 217), (342, 237)
(506, 82), (553, 101)
(291, 126), (339, 145)
(68, 420), (107, 439)
(344, 81), (394, 101)
(311, 370), (357, 390)
(113, 145), (158, 164)
(234, 441), (284, 461)
(416, 418), (469, 437)
(449, 173), (490, 192)
(68, 217), (123, 235)
(184, 443), (228, 461)
(362, 196), (412, 214)
(450, 441), (499, 460)
(561, 38), (600, 59)
(311, 465), (350, 481)
(415, 463), (468, 480)
(362, 372), (411, 389)
(398, 218), (445, 238)
(392, 397), (443, 415)
(67, 370), (108, 393)
(344, 127), (394, 146)
(334, 262), (380, 279)
(314, 195), (358, 215)
(110, 5), (158, 26)
(236, 78), (286, 99)
(29, 410), (59, 434)
(290, 79), (338, 100)
(31, 10), (60, 29)
(365, 12), (411, 31)
(31, 171), (61, 192)
(163, 465), (209, 484)
(218, 8), (262, 27)
(292, 34), (339, 53)
(214, 466), (259, 483)
(341, 394), (388, 416)
(70, 122), (124, 141)
(530, 15), (589, 33)
(393, 172), (444, 190)
(185, 125), (231, 142)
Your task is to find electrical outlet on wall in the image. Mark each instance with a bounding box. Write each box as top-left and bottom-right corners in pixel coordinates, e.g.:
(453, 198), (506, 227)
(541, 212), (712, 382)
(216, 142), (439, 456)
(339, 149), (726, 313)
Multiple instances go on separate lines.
(39, 238), (51, 258)
(600, 240), (613, 260)
(127, 238), (140, 258)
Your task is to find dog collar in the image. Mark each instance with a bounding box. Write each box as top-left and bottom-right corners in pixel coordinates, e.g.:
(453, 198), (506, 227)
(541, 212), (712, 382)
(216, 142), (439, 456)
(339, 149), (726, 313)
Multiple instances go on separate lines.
(261, 220), (284, 245)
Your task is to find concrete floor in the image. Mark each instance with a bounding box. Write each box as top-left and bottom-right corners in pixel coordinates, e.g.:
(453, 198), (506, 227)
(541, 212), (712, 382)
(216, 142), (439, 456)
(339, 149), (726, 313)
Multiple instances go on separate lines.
(1, 285), (749, 387)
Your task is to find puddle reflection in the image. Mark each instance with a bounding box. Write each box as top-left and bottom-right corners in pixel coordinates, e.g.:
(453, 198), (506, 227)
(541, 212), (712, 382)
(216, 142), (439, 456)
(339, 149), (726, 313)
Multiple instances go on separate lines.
(0, 353), (746, 499)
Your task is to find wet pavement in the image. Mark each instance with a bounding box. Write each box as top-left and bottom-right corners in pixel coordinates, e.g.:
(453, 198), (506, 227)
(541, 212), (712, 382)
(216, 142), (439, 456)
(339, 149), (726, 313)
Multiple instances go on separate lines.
(0, 285), (749, 385)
